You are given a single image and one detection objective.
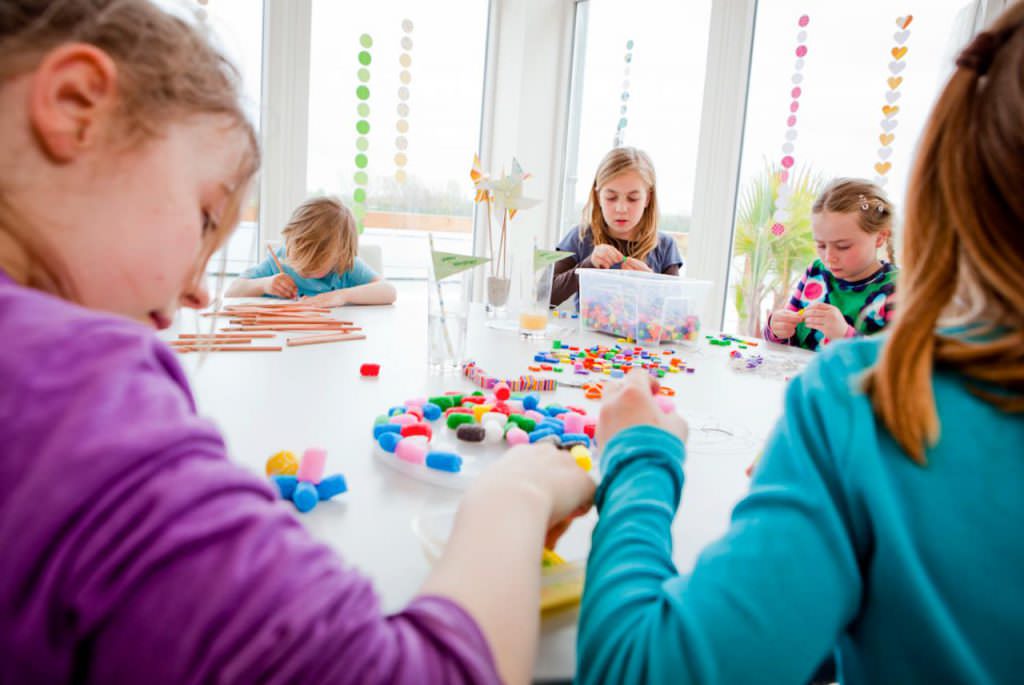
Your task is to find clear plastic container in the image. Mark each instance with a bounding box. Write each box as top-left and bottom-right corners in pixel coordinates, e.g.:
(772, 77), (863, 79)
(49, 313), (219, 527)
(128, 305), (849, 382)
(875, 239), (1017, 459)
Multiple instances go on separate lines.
(578, 269), (711, 345)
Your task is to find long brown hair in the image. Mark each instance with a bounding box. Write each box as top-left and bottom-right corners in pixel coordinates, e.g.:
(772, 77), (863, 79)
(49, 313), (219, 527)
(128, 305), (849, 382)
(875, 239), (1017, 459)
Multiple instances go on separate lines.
(864, 3), (1024, 464)
(812, 178), (896, 264)
(580, 147), (660, 260)
(0, 0), (260, 299)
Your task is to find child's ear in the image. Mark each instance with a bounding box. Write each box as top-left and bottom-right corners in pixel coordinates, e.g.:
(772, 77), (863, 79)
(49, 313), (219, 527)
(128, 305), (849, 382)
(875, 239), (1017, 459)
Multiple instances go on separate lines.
(29, 43), (119, 162)
(876, 230), (890, 248)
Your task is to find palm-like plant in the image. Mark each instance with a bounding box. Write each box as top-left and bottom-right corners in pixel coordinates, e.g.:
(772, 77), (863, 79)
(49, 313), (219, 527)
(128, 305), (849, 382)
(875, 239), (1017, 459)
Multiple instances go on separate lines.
(732, 162), (823, 336)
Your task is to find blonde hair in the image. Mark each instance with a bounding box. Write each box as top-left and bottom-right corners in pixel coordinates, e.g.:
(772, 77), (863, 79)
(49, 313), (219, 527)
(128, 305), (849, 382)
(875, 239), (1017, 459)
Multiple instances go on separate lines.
(864, 5), (1024, 464)
(0, 0), (260, 299)
(581, 147), (660, 261)
(812, 178), (896, 264)
(281, 196), (357, 275)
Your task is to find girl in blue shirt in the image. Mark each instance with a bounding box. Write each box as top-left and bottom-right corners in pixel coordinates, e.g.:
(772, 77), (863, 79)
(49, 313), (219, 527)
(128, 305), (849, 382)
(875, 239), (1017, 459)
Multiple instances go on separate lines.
(226, 196), (396, 306)
(550, 147), (683, 305)
(577, 9), (1024, 684)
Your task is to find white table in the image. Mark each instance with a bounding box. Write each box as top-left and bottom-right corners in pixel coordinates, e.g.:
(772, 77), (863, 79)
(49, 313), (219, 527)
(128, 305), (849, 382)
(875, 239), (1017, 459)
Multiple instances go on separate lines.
(161, 282), (810, 682)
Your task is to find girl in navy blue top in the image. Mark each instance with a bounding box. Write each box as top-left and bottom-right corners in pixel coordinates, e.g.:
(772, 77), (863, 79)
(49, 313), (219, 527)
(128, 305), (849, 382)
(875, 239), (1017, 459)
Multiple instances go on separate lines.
(551, 147), (683, 305)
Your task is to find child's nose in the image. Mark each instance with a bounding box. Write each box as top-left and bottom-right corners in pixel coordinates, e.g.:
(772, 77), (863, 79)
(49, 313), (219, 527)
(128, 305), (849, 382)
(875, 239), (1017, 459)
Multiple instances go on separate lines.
(180, 279), (211, 310)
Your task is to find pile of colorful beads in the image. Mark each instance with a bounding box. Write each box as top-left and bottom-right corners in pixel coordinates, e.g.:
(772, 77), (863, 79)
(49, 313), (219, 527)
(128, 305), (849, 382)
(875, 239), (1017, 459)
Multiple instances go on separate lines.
(373, 383), (597, 487)
(580, 293), (701, 345)
(463, 361), (558, 392)
(530, 340), (694, 380)
(266, 448), (348, 513)
(707, 333), (760, 348)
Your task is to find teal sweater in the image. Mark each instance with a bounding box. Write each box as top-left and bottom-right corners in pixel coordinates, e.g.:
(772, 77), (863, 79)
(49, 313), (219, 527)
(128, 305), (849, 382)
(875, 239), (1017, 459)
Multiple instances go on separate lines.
(578, 337), (1024, 684)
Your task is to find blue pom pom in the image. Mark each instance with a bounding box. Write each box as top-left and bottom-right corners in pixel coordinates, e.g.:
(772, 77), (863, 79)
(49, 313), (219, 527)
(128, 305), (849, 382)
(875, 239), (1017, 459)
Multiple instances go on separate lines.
(560, 433), (591, 447)
(378, 431), (402, 453)
(373, 423), (402, 438)
(292, 481), (319, 513)
(270, 475), (297, 499)
(426, 451), (462, 472)
(422, 402), (442, 421)
(316, 474), (348, 500)
(522, 394), (540, 411)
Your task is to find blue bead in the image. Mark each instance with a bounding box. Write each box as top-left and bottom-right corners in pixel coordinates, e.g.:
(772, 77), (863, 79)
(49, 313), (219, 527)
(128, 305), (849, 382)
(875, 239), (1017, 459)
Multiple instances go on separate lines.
(528, 427), (556, 443)
(316, 474), (348, 500)
(422, 402), (442, 421)
(388, 405), (407, 417)
(561, 433), (590, 447)
(610, 369), (625, 378)
(373, 423), (402, 438)
(544, 405), (569, 416)
(378, 432), (402, 452)
(270, 475), (297, 499)
(292, 481), (319, 513)
(540, 418), (565, 434)
(426, 451), (462, 472)
(522, 394), (540, 411)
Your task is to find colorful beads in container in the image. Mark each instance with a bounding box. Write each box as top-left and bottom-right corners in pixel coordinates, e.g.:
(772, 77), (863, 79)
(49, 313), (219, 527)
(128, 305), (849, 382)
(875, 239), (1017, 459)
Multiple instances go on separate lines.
(372, 384), (596, 490)
(577, 270), (711, 345)
(266, 447), (348, 513)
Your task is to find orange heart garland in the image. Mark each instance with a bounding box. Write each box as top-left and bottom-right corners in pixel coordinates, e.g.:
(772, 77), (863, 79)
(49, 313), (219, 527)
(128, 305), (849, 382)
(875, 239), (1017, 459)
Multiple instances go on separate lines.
(879, 133), (895, 146)
(891, 46), (908, 60)
(875, 162), (892, 175)
(897, 15), (913, 29)
(887, 76), (903, 90)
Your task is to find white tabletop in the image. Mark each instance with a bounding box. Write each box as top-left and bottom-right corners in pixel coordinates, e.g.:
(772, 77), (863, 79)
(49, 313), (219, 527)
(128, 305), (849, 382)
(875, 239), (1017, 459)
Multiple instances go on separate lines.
(161, 282), (811, 681)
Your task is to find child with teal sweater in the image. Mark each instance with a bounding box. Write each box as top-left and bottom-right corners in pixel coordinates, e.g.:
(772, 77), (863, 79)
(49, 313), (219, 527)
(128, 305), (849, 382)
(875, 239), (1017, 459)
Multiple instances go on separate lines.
(226, 195), (396, 307)
(577, 7), (1024, 683)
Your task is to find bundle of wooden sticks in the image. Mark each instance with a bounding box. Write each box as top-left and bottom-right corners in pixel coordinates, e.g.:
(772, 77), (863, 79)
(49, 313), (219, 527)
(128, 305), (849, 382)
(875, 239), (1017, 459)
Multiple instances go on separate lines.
(169, 302), (365, 353)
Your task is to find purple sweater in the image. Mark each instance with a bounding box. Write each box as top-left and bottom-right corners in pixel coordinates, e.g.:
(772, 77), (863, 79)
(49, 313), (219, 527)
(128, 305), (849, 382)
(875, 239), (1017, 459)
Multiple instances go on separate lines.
(0, 271), (498, 684)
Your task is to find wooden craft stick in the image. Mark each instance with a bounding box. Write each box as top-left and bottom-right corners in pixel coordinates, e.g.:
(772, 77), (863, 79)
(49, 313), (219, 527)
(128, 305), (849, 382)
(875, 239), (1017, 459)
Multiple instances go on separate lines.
(222, 324), (361, 332)
(169, 339), (255, 346)
(286, 332), (366, 347)
(177, 332), (276, 339)
(174, 345), (283, 353)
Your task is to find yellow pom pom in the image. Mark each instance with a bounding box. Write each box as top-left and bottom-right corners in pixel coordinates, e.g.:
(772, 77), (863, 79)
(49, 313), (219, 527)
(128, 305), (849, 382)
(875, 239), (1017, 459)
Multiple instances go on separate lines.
(266, 450), (298, 477)
(570, 445), (592, 471)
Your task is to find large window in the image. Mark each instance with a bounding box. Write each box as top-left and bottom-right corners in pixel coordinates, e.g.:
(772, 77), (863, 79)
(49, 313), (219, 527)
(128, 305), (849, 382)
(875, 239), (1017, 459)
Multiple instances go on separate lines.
(306, 1), (489, 278)
(724, 1), (979, 335)
(185, 0), (265, 276)
(560, 0), (714, 265)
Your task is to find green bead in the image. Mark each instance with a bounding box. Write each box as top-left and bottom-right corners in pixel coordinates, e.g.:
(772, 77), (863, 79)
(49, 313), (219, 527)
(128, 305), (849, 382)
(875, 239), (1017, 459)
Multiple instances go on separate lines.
(447, 413), (475, 430)
(374, 414), (388, 425)
(428, 395), (454, 410)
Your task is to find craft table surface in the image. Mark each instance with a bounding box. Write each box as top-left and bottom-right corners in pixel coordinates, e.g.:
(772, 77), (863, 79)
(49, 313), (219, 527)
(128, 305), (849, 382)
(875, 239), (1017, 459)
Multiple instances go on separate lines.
(160, 282), (811, 682)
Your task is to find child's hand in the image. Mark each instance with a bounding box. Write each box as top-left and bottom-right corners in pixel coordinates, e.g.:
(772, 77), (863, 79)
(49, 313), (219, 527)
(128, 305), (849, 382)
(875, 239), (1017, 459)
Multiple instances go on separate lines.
(469, 443), (596, 549)
(769, 309), (801, 339)
(597, 370), (689, 447)
(264, 273), (297, 299)
(620, 257), (652, 272)
(302, 291), (345, 307)
(802, 303), (850, 341)
(591, 244), (625, 269)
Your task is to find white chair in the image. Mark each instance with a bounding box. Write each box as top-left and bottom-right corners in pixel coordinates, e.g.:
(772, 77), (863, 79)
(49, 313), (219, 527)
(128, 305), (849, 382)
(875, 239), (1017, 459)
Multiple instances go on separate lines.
(358, 242), (384, 274)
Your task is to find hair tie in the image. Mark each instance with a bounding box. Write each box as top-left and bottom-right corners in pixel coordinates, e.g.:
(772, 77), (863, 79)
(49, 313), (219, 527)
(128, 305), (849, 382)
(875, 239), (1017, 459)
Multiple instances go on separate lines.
(956, 28), (1013, 75)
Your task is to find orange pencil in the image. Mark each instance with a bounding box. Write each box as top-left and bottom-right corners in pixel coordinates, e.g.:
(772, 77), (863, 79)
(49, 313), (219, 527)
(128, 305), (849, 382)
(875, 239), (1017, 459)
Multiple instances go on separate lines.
(286, 332), (366, 347)
(266, 243), (286, 274)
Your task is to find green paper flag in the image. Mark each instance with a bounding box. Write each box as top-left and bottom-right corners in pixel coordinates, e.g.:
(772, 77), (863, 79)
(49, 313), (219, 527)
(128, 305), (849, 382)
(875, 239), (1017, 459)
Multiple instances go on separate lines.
(431, 250), (490, 281)
(534, 248), (565, 271)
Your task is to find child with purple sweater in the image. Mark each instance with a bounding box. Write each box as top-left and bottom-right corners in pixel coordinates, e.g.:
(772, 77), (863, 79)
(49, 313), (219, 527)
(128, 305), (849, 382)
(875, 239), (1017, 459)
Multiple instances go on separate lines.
(0, 2), (594, 683)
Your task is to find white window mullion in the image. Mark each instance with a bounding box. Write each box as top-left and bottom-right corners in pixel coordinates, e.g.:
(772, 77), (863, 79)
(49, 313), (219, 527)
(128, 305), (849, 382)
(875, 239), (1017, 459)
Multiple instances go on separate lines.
(259, 0), (312, 244)
(687, 0), (757, 331)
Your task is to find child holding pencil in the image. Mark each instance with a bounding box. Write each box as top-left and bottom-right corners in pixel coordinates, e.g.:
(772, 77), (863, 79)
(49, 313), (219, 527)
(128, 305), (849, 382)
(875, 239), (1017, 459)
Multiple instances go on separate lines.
(577, 6), (1024, 682)
(0, 2), (594, 682)
(226, 195), (397, 307)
